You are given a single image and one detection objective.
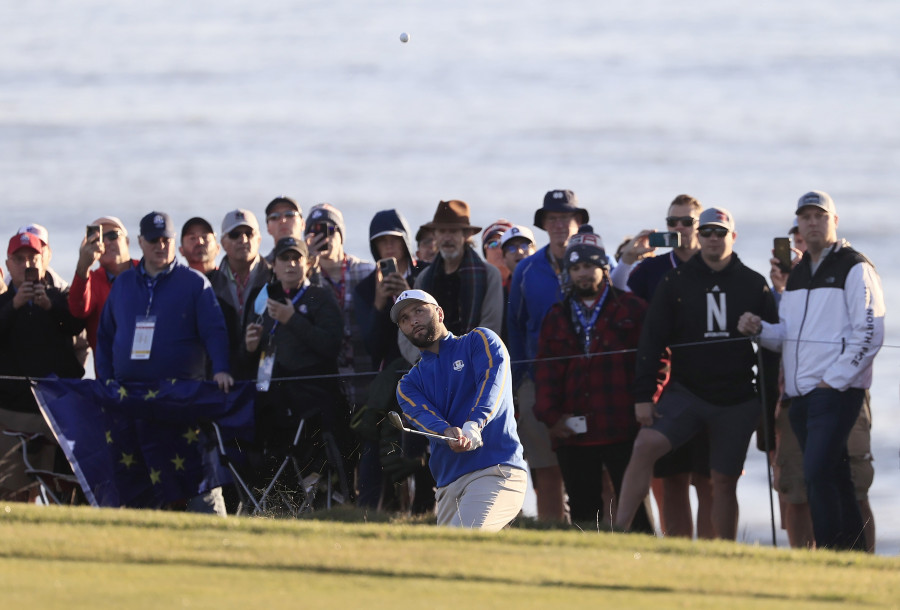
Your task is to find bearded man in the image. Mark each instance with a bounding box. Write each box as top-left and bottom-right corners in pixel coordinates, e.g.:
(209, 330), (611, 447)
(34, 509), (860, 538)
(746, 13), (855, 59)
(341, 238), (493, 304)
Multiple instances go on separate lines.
(393, 289), (526, 531)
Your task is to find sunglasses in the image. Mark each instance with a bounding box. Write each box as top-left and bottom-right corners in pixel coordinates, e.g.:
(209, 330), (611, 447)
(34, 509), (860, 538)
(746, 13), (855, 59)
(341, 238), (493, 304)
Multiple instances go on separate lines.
(276, 251), (302, 262)
(266, 210), (301, 222)
(102, 230), (122, 242)
(503, 242), (531, 254)
(698, 226), (729, 238)
(666, 216), (697, 228)
(227, 228), (254, 240)
(485, 239), (502, 249)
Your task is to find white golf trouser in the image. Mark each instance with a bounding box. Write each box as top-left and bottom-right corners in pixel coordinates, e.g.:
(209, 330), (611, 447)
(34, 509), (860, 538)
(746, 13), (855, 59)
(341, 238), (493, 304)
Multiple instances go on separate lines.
(435, 464), (527, 531)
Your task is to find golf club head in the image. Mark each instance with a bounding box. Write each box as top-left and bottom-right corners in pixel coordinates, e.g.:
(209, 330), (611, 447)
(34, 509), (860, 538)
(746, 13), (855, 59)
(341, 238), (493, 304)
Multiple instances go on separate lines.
(386, 411), (406, 432)
(253, 284), (270, 316)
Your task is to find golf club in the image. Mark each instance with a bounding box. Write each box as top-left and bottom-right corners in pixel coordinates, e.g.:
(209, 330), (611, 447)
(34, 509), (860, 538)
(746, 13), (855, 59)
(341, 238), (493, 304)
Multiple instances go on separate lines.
(387, 411), (459, 442)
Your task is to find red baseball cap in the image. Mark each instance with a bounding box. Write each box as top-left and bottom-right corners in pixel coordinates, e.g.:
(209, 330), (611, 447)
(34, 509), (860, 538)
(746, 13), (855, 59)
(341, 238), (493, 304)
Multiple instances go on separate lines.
(8, 232), (43, 257)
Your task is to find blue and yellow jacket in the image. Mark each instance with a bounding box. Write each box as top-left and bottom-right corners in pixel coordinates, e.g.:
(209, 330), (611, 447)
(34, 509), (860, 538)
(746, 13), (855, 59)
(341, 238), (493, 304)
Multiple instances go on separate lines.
(396, 328), (526, 488)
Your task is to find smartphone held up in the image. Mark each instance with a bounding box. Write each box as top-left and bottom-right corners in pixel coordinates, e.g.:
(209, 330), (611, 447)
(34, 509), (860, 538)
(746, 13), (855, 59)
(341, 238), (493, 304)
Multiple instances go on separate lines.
(378, 257), (398, 277)
(773, 237), (792, 273)
(648, 231), (681, 248)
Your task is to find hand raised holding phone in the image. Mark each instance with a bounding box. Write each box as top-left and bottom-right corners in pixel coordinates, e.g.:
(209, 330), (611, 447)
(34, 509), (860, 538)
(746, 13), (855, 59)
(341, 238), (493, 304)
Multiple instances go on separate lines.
(375, 257), (409, 310)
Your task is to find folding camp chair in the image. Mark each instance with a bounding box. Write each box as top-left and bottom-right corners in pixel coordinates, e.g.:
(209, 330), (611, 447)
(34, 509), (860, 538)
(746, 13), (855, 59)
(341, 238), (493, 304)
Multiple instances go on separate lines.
(227, 411), (353, 517)
(1, 429), (82, 505)
(207, 420), (262, 515)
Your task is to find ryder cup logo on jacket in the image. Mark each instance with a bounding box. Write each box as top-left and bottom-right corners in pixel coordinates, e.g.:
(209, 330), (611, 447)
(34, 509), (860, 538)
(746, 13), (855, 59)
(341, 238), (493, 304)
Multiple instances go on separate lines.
(453, 360), (464, 371)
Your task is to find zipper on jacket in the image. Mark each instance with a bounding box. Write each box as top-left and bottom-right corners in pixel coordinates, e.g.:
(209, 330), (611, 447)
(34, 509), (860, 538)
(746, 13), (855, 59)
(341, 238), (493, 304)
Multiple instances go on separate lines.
(793, 245), (836, 395)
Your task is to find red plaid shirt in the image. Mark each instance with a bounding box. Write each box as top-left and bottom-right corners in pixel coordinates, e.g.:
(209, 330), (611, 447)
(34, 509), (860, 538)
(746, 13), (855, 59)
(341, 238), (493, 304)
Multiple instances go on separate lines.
(534, 289), (663, 447)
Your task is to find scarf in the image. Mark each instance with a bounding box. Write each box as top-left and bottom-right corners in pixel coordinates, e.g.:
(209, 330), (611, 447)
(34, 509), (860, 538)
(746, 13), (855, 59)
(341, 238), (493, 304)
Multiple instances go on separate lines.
(418, 245), (487, 334)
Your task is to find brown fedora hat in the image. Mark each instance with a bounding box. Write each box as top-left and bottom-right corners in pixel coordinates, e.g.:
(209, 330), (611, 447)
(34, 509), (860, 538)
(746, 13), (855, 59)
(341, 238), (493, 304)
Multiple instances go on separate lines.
(420, 200), (482, 235)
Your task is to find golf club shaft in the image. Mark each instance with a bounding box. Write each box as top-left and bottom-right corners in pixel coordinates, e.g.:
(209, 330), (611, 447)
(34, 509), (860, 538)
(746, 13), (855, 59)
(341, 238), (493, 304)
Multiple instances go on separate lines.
(401, 425), (459, 442)
(387, 411), (459, 442)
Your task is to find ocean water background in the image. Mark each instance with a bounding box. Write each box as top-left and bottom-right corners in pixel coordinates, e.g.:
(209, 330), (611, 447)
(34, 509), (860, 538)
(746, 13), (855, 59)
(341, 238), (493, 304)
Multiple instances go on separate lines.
(2, 1), (898, 553)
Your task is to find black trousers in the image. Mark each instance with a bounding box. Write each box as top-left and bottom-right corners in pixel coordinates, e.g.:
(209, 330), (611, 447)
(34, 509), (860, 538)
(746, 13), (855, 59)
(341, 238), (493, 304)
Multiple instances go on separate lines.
(556, 441), (654, 533)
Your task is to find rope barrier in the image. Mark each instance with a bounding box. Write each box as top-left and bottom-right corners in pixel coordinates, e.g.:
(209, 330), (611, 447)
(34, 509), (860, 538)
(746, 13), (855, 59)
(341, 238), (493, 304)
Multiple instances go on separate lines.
(0, 334), (894, 385)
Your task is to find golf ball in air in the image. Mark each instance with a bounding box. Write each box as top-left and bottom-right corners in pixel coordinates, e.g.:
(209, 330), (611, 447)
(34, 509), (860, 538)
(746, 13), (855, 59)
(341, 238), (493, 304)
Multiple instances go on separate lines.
(400, 32), (409, 43)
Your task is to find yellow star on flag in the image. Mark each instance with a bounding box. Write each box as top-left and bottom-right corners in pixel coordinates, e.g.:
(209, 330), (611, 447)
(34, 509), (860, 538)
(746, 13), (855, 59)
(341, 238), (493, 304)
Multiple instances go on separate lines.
(171, 454), (185, 471)
(149, 469), (161, 484)
(105, 430), (113, 444)
(182, 428), (199, 444)
(117, 386), (128, 401)
(144, 389), (159, 401)
(120, 453), (135, 468)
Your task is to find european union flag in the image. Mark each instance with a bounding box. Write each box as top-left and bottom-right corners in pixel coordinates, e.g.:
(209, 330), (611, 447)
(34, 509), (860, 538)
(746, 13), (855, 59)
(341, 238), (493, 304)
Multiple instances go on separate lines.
(32, 378), (255, 508)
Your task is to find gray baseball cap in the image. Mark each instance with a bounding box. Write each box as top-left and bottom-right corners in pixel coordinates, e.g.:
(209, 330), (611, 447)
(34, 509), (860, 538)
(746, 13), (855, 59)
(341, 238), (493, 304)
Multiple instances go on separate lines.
(697, 207), (735, 232)
(796, 191), (836, 215)
(221, 209), (260, 235)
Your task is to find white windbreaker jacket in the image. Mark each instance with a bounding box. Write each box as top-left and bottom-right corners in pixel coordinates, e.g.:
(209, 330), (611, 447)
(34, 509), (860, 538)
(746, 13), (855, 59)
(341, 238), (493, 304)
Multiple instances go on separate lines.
(760, 240), (885, 397)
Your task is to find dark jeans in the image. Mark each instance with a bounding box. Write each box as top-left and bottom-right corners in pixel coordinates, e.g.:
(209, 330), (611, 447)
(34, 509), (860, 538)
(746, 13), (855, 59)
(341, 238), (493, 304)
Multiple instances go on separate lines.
(556, 441), (654, 533)
(789, 387), (865, 551)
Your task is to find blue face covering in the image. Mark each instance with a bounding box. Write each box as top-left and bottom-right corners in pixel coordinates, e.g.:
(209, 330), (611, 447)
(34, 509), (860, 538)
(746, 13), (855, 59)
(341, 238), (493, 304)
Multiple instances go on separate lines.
(253, 284), (269, 317)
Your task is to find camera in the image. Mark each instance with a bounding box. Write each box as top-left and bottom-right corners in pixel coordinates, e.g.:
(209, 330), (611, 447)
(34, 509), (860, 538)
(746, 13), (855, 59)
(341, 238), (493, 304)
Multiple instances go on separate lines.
(24, 267), (40, 283)
(86, 225), (101, 241)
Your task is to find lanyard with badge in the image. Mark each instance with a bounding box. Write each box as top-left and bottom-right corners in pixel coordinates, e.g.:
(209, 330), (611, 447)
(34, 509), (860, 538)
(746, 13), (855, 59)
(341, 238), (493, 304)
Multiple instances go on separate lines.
(547, 248), (570, 297)
(131, 275), (160, 360)
(256, 284), (309, 392)
(572, 283), (609, 355)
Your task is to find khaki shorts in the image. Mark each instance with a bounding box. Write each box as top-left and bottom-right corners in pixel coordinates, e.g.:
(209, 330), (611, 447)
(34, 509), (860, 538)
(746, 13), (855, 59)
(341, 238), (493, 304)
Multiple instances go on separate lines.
(773, 393), (873, 504)
(514, 378), (558, 469)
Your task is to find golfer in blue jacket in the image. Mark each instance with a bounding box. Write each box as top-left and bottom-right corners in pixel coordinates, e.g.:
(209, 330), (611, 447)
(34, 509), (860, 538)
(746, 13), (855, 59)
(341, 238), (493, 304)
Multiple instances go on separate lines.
(393, 289), (527, 530)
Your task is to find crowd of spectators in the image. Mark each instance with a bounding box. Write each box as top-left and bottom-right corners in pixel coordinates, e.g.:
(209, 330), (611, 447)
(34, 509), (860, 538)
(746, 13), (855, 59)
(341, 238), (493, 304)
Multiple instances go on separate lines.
(0, 190), (884, 550)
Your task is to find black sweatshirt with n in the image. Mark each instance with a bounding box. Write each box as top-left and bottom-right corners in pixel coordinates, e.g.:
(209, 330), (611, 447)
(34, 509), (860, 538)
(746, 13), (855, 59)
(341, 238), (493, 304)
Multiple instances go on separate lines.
(634, 252), (779, 407)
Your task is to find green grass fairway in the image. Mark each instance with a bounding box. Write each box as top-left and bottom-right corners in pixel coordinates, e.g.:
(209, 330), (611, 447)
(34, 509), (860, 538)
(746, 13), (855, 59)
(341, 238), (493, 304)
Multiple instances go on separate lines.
(2, 503), (898, 608)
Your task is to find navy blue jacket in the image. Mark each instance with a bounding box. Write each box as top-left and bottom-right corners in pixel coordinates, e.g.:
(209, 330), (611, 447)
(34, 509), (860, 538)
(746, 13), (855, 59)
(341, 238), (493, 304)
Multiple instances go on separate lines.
(96, 260), (230, 382)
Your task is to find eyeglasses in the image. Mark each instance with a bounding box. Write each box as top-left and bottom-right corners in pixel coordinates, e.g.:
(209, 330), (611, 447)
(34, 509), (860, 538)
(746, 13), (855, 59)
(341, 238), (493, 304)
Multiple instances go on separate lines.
(102, 230), (122, 242)
(227, 228), (254, 240)
(503, 242), (532, 254)
(698, 226), (729, 238)
(266, 210), (301, 222)
(666, 216), (697, 228)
